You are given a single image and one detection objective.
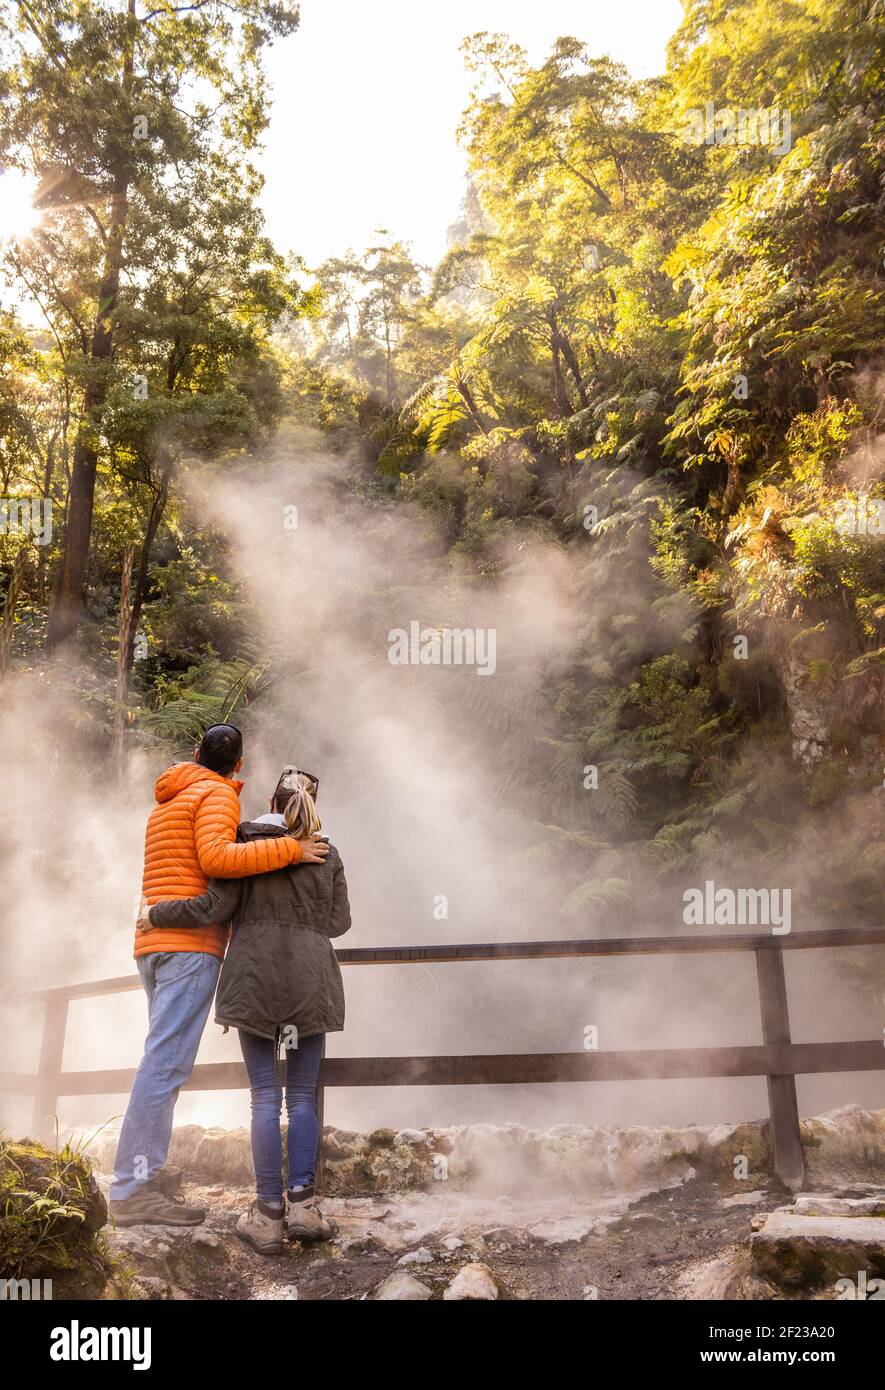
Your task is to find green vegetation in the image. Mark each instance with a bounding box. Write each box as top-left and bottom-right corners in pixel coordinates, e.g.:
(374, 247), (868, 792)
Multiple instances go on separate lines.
(1, 0), (883, 925)
(0, 1134), (110, 1284)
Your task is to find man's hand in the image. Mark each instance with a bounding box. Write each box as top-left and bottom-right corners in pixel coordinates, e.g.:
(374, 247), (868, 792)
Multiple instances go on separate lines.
(297, 836), (330, 864)
(135, 893), (154, 934)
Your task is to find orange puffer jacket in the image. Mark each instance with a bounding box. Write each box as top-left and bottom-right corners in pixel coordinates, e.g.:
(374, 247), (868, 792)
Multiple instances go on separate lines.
(136, 762), (303, 960)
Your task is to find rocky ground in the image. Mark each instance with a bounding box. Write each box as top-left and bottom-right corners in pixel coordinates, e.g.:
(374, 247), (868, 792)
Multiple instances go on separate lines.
(97, 1174), (885, 1302)
(80, 1104), (885, 1301)
(99, 1173), (775, 1301)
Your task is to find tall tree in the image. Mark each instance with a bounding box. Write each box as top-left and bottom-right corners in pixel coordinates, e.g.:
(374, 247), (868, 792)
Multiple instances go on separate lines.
(0, 0), (300, 646)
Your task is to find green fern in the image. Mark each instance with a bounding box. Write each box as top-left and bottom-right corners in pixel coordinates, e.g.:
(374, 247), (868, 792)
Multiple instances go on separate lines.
(562, 877), (633, 915)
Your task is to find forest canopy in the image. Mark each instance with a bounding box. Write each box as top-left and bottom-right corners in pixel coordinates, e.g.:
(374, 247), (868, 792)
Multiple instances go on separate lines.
(1, 0), (884, 926)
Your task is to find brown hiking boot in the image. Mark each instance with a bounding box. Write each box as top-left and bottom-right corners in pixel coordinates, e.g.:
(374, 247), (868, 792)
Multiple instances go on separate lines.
(153, 1165), (183, 1195)
(110, 1179), (205, 1228)
(286, 1186), (337, 1243)
(236, 1201), (284, 1256)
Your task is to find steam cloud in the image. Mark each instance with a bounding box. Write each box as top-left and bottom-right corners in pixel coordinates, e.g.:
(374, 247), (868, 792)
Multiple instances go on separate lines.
(0, 425), (882, 1141)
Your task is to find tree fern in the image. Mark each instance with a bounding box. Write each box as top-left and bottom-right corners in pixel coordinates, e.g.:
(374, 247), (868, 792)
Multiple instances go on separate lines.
(562, 877), (633, 915)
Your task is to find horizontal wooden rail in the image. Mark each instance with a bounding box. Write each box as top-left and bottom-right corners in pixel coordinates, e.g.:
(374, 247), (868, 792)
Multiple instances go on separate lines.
(9, 927), (885, 1002)
(3, 927), (884, 1190)
(2, 1040), (885, 1099)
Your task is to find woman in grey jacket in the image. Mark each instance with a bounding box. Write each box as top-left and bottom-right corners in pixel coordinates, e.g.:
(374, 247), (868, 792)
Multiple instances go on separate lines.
(142, 767), (350, 1255)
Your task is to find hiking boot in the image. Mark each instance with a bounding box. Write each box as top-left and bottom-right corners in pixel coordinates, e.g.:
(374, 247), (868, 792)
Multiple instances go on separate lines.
(153, 1165), (183, 1196)
(110, 1179), (205, 1228)
(236, 1201), (284, 1256)
(286, 1186), (338, 1243)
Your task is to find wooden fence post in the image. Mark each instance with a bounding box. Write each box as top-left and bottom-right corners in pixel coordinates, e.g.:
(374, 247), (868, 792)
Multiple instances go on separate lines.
(755, 942), (805, 1190)
(32, 995), (69, 1143)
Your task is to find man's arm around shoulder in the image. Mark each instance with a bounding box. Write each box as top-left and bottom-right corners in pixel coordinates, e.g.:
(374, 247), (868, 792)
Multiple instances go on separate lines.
(194, 783), (330, 877)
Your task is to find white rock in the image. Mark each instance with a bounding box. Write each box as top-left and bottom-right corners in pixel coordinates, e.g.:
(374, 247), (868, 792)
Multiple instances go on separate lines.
(394, 1129), (428, 1147)
(372, 1272), (433, 1301)
(190, 1230), (221, 1248)
(443, 1262), (499, 1301)
(528, 1215), (596, 1245)
(792, 1193), (885, 1218)
(397, 1247), (434, 1266)
(441, 1236), (465, 1252)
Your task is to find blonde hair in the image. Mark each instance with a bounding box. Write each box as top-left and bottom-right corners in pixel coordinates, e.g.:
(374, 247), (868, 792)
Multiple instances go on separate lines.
(282, 774), (322, 839)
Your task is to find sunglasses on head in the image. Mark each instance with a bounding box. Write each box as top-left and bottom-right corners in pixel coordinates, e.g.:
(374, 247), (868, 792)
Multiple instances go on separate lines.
(273, 766), (319, 801)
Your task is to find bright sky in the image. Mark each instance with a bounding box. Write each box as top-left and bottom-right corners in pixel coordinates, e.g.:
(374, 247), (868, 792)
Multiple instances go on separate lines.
(260, 0), (685, 271)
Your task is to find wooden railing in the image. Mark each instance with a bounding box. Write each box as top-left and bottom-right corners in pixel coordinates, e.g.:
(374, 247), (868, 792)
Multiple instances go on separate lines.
(2, 927), (885, 1189)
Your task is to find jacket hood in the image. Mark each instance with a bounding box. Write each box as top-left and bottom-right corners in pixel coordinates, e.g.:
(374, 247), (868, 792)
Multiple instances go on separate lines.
(238, 821), (292, 841)
(155, 761), (244, 804)
(238, 821), (337, 857)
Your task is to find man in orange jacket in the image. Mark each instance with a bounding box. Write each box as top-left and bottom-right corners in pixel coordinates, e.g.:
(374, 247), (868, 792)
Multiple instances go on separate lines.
(110, 723), (329, 1227)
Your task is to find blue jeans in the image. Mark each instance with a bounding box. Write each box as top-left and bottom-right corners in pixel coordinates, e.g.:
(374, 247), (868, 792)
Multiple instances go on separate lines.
(111, 951), (220, 1201)
(238, 1028), (325, 1203)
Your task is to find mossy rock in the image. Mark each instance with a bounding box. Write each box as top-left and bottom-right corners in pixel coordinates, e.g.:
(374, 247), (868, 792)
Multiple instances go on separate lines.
(367, 1128), (396, 1149)
(0, 1135), (109, 1285)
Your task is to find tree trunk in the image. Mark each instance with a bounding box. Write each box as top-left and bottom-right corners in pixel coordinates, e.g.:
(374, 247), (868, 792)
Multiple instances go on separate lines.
(556, 327), (588, 409)
(124, 459), (171, 679)
(112, 546), (135, 776)
(384, 310), (394, 409)
(38, 430), (56, 605)
(0, 547), (27, 676)
(47, 2), (136, 649)
(551, 339), (569, 417)
(456, 379), (489, 436)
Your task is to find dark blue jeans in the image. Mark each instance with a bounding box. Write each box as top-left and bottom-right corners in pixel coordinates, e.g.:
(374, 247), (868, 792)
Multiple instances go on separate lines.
(238, 1028), (325, 1204)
